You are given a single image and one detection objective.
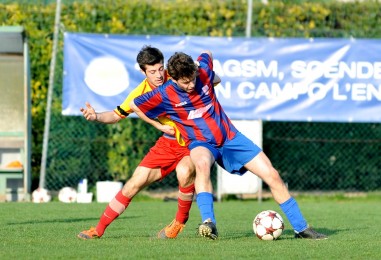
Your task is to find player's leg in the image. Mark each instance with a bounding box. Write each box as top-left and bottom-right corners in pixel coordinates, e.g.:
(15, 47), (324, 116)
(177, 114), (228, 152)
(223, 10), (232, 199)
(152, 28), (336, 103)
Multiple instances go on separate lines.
(158, 155), (195, 239)
(190, 145), (219, 240)
(244, 152), (291, 203)
(77, 166), (162, 240)
(175, 155), (195, 224)
(244, 152), (327, 239)
(218, 132), (327, 240)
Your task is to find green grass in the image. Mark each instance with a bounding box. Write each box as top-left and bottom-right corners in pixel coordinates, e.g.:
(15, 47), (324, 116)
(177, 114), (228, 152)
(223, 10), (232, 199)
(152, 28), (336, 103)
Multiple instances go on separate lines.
(0, 197), (380, 259)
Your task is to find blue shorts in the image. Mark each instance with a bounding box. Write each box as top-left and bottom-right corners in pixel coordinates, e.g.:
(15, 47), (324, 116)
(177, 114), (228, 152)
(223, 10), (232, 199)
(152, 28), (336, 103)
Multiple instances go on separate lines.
(189, 132), (262, 175)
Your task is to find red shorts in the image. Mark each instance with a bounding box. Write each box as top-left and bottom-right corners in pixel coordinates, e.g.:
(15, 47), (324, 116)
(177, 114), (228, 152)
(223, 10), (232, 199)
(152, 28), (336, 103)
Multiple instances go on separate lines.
(139, 135), (190, 178)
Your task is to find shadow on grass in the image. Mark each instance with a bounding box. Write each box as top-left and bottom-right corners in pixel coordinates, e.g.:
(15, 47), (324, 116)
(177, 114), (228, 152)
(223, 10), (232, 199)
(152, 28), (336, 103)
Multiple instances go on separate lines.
(6, 215), (140, 225)
(223, 227), (339, 240)
(100, 227), (343, 241)
(282, 227), (341, 239)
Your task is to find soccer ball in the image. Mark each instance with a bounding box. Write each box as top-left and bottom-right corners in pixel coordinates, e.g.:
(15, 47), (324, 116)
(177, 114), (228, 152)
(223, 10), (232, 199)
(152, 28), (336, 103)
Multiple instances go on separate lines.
(32, 188), (51, 203)
(253, 210), (284, 240)
(58, 187), (77, 203)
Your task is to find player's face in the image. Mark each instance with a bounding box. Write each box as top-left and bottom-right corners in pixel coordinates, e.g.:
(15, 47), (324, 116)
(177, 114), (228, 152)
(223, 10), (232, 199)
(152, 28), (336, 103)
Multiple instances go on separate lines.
(174, 73), (197, 93)
(144, 63), (165, 88)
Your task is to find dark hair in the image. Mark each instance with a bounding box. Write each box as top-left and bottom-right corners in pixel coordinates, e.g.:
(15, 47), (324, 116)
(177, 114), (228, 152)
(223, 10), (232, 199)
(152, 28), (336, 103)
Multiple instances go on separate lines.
(136, 45), (164, 71)
(167, 52), (198, 80)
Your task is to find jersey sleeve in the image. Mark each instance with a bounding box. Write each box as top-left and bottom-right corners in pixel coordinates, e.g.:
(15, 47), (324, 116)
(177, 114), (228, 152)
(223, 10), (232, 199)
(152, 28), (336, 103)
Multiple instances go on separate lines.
(197, 53), (215, 86)
(113, 80), (151, 118)
(133, 87), (167, 119)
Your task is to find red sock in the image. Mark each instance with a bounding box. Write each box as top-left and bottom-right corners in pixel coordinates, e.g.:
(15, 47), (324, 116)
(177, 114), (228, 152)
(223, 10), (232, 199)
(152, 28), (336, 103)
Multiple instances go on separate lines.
(175, 184), (195, 224)
(95, 190), (131, 237)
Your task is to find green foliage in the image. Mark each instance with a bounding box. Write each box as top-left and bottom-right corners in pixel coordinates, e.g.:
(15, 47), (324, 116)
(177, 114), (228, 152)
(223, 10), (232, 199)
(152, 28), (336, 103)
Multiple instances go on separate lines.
(106, 118), (161, 181)
(1, 0), (381, 190)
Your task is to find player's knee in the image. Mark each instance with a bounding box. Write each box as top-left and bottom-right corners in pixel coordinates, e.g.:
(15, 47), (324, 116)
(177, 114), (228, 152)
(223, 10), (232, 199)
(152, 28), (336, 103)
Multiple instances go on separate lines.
(176, 163), (195, 184)
(176, 164), (191, 176)
(124, 175), (145, 192)
(176, 171), (195, 188)
(194, 158), (211, 172)
(123, 171), (149, 196)
(178, 178), (195, 188)
(122, 181), (138, 198)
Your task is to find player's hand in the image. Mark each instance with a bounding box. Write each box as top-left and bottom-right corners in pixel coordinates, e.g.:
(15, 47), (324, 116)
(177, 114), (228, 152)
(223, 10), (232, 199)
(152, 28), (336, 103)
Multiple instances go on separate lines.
(80, 102), (97, 121)
(159, 125), (175, 136)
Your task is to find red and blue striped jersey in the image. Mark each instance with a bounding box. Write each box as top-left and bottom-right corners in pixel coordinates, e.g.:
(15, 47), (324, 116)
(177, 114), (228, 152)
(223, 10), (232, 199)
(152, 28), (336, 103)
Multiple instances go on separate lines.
(134, 52), (238, 147)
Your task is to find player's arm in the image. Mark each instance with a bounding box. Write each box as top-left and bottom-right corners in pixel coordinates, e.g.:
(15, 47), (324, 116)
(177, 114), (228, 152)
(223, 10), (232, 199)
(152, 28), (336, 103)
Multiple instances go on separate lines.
(80, 79), (150, 124)
(130, 100), (175, 136)
(195, 50), (220, 86)
(80, 102), (121, 124)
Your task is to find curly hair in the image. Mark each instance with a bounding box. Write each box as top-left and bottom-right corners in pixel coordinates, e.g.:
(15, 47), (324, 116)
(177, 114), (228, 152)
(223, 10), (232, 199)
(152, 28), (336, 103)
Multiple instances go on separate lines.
(167, 52), (198, 80)
(136, 45), (164, 72)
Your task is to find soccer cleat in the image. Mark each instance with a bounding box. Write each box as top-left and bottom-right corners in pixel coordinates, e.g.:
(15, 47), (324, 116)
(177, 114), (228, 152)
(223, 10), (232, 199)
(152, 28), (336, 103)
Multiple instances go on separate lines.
(294, 227), (328, 240)
(77, 227), (100, 240)
(198, 218), (218, 240)
(157, 219), (185, 239)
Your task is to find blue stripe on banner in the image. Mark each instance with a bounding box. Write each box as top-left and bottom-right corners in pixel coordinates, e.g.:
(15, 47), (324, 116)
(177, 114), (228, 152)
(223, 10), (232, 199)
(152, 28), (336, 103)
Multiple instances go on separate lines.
(63, 33), (381, 123)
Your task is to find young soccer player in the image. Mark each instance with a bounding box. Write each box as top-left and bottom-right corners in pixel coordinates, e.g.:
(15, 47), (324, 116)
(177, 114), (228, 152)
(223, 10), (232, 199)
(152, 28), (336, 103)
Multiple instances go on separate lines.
(131, 50), (328, 240)
(78, 46), (195, 240)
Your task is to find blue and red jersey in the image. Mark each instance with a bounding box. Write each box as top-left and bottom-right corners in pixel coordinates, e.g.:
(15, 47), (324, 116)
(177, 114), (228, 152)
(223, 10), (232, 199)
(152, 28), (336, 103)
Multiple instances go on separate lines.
(134, 52), (238, 147)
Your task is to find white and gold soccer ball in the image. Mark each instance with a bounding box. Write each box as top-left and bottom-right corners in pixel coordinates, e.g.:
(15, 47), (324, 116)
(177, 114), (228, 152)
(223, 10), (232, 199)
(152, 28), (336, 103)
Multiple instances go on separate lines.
(32, 188), (51, 203)
(253, 210), (284, 240)
(58, 187), (77, 203)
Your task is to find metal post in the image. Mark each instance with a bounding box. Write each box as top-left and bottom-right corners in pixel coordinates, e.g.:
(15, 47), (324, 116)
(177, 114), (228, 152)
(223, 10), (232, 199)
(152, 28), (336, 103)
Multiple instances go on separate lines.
(39, 0), (62, 189)
(24, 34), (32, 198)
(246, 0), (263, 203)
(246, 0), (253, 38)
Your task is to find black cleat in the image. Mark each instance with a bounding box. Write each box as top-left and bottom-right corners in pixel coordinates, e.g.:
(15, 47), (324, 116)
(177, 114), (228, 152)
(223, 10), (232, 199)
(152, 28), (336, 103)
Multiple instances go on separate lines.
(295, 227), (328, 240)
(198, 218), (218, 240)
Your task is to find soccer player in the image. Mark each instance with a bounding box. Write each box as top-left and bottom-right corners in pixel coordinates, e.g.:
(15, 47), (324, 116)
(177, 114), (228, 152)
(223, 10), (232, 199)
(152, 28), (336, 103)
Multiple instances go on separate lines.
(131, 50), (328, 240)
(78, 46), (197, 240)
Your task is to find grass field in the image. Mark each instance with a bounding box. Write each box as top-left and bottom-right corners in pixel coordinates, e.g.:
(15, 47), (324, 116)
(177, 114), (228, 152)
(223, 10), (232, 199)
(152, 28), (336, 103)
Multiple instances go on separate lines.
(1, 195), (380, 259)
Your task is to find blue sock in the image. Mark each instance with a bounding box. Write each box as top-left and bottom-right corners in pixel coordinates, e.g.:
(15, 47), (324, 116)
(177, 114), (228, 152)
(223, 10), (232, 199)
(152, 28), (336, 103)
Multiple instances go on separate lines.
(196, 192), (216, 224)
(280, 197), (308, 233)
